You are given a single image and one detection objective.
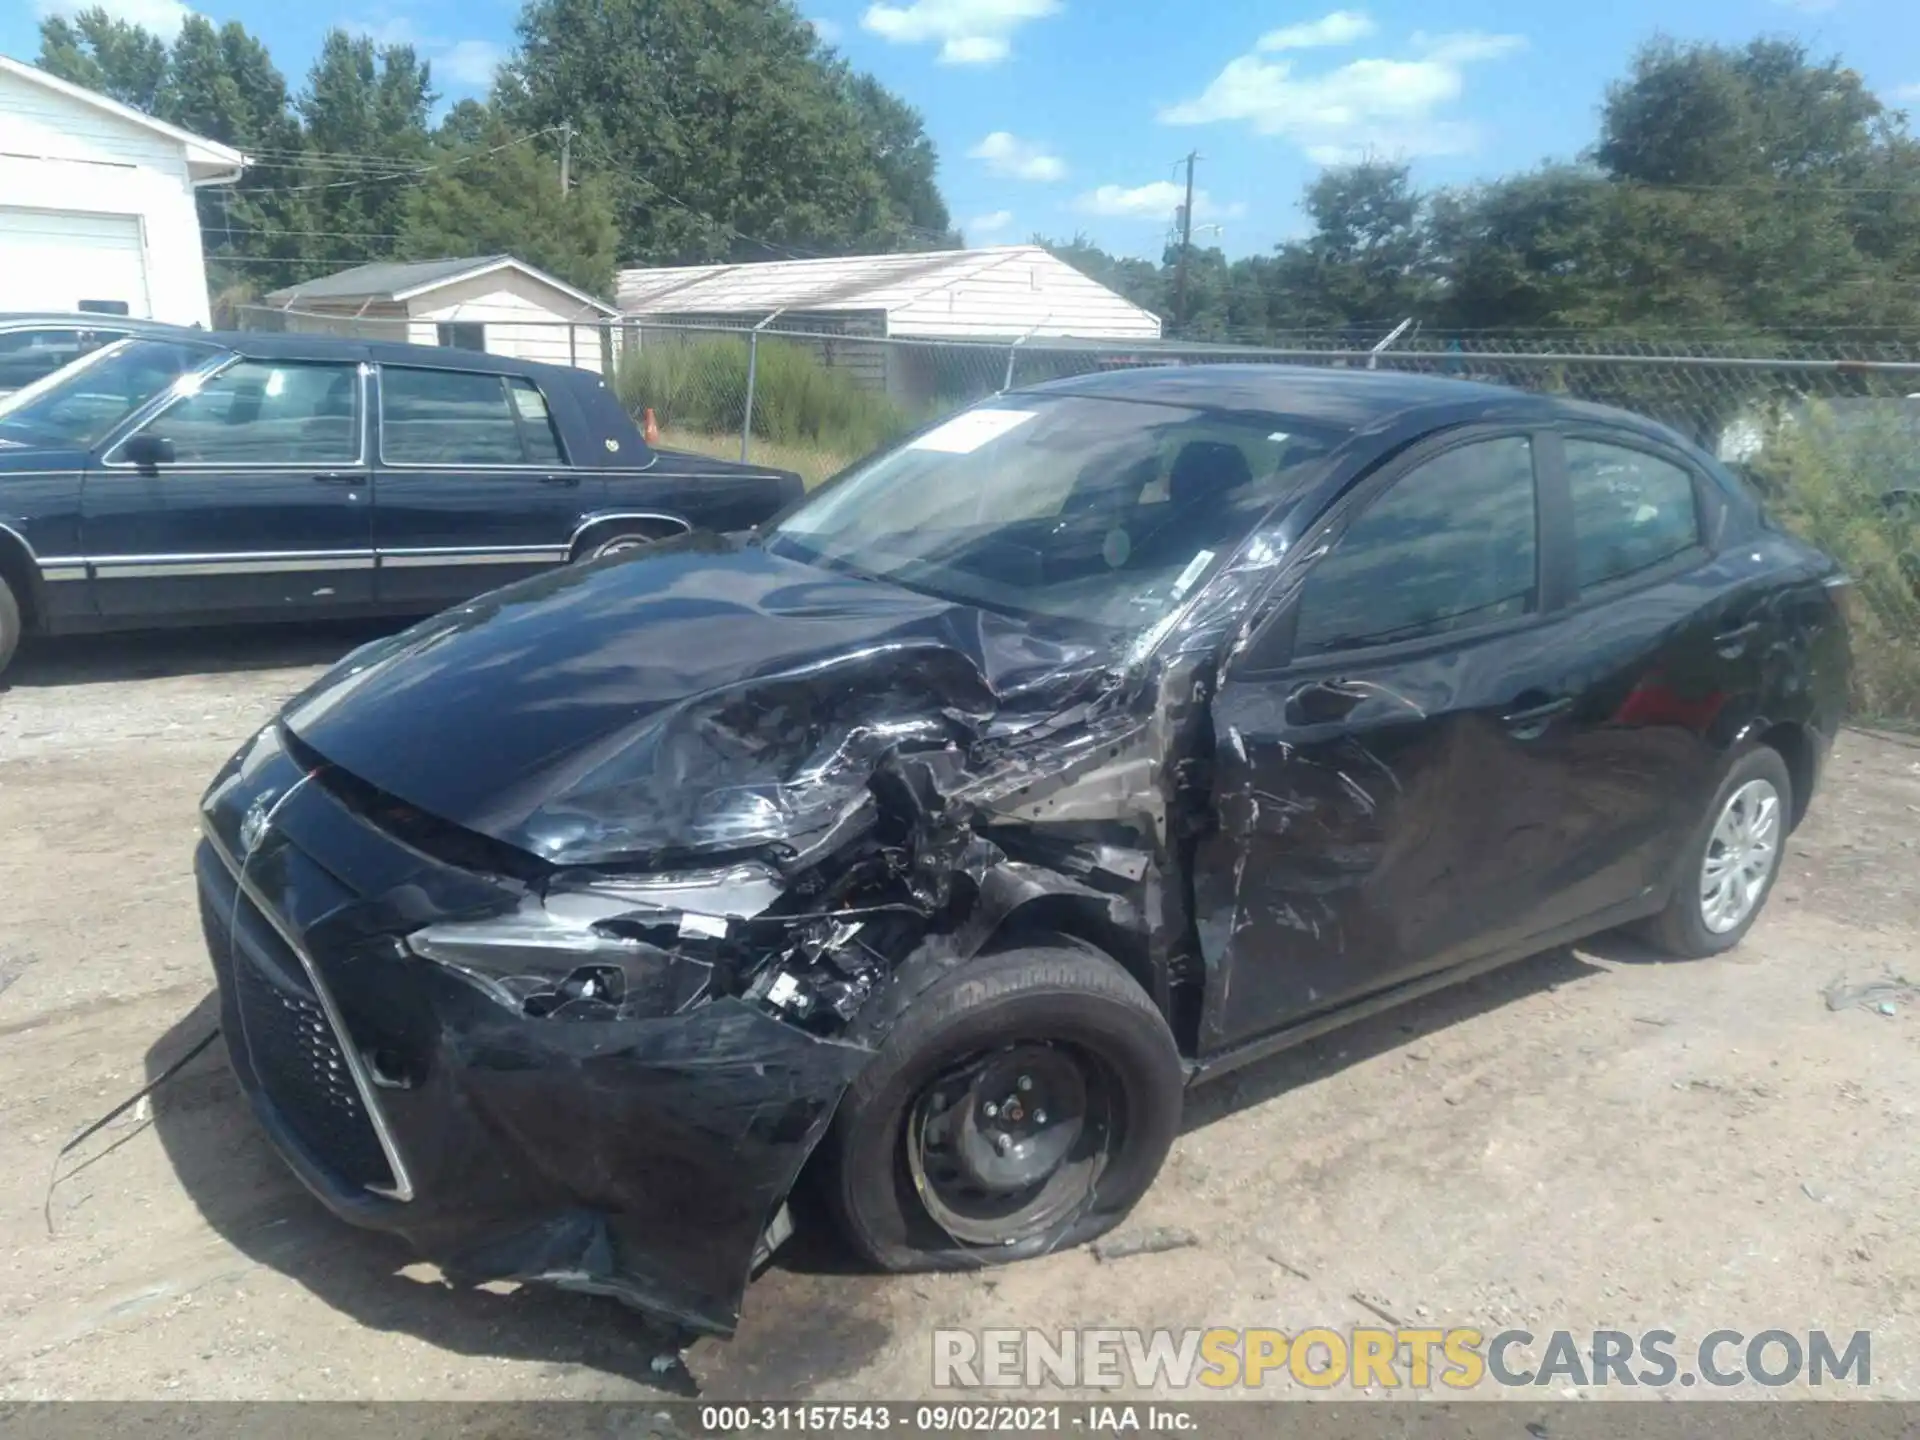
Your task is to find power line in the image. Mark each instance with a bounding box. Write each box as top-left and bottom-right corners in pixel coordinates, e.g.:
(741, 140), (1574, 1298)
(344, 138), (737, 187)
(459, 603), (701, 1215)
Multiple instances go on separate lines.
(204, 225), (411, 241)
(245, 125), (564, 194)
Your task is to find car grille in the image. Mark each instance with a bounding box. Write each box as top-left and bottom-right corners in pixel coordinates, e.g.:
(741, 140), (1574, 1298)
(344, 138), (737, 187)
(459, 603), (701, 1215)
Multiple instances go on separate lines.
(202, 881), (397, 1194)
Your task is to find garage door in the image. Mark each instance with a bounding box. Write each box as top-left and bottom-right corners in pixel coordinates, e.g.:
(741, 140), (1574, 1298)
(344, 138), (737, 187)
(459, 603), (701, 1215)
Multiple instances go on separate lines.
(0, 209), (151, 318)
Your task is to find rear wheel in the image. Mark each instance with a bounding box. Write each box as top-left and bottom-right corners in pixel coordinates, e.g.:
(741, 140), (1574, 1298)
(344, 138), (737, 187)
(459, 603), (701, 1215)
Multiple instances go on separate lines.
(1639, 745), (1792, 958)
(586, 532), (658, 560)
(0, 577), (20, 680)
(822, 942), (1183, 1271)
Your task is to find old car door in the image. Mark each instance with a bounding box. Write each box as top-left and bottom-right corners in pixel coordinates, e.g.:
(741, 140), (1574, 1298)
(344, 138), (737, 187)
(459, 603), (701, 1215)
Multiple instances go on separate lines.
(84, 356), (375, 619)
(371, 363), (605, 610)
(1194, 427), (1593, 1053)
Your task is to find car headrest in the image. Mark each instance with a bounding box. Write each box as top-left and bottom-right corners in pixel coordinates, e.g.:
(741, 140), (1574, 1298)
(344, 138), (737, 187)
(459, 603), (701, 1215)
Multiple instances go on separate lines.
(316, 372), (355, 418)
(1168, 440), (1252, 510)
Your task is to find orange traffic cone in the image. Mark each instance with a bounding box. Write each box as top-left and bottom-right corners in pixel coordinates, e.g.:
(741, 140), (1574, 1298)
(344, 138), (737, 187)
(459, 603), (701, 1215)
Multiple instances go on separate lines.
(643, 407), (661, 445)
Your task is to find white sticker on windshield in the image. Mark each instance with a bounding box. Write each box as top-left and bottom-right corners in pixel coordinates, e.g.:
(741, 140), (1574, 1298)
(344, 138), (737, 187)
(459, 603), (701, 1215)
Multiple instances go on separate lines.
(1170, 549), (1215, 601)
(908, 408), (1038, 454)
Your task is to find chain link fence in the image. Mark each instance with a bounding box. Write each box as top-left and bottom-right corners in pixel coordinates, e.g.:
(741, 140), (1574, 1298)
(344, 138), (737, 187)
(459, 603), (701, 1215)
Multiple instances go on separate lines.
(233, 306), (1920, 716)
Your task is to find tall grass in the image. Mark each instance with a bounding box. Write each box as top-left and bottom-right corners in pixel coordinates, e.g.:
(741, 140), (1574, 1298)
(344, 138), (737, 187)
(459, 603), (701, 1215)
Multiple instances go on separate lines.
(616, 334), (914, 459)
(1753, 401), (1920, 720)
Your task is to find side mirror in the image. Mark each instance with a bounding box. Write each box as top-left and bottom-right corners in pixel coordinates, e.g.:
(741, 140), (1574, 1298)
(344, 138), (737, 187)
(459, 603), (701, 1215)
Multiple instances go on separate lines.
(121, 433), (176, 471)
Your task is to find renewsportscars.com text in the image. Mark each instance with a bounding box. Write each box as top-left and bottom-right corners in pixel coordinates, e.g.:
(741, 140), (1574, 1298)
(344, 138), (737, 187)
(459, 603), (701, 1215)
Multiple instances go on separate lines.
(932, 1327), (1872, 1391)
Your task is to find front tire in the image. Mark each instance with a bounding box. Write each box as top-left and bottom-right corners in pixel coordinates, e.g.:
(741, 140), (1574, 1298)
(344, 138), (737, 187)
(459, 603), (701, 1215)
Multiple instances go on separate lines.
(822, 942), (1183, 1272)
(0, 576), (21, 679)
(1639, 744), (1792, 958)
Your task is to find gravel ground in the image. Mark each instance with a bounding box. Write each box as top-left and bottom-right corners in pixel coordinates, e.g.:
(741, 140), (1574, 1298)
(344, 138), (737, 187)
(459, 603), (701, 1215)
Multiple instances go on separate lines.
(2, 624), (1917, 1403)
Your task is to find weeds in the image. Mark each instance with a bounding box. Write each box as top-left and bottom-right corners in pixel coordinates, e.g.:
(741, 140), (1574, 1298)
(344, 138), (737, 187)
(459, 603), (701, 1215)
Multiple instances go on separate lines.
(617, 334), (914, 458)
(1754, 400), (1920, 720)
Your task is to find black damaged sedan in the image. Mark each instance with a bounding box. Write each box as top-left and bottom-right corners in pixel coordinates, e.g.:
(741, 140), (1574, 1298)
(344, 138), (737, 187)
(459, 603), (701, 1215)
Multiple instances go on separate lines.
(196, 365), (1852, 1337)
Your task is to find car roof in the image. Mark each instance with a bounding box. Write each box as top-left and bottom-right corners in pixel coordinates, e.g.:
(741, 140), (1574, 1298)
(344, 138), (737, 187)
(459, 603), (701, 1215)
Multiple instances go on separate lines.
(1017, 361), (1609, 434)
(66, 326), (596, 387)
(188, 329), (594, 386)
(0, 313), (199, 333)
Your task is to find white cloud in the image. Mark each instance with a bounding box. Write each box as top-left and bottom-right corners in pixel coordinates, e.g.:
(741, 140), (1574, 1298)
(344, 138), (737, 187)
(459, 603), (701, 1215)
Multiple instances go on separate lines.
(861, 0), (1061, 65)
(1161, 17), (1526, 162)
(1259, 10), (1375, 51)
(967, 209), (1015, 237)
(35, 0), (193, 39)
(968, 131), (1066, 181)
(1072, 181), (1244, 222)
(1896, 82), (1920, 101)
(442, 39), (503, 86)
(347, 17), (502, 90)
(808, 16), (844, 43)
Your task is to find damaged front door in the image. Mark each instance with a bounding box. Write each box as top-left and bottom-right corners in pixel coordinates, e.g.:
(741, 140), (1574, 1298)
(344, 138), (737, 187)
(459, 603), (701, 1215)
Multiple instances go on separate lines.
(1194, 430), (1577, 1052)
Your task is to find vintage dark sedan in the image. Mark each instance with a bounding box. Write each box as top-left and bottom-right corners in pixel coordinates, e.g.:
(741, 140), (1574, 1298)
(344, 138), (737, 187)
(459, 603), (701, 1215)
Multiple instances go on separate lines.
(0, 332), (802, 675)
(194, 365), (1851, 1340)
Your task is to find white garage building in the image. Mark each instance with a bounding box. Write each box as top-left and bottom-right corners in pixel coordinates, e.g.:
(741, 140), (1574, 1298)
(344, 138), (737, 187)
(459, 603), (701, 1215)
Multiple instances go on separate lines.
(0, 55), (244, 324)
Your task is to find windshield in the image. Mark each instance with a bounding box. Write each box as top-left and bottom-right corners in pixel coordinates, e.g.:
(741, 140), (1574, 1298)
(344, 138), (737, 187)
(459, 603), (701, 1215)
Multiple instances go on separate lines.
(0, 337), (223, 449)
(766, 393), (1341, 632)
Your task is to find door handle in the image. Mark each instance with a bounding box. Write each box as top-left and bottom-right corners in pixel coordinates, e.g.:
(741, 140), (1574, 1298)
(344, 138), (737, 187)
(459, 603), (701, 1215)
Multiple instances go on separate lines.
(1500, 694), (1572, 739)
(1713, 618), (1763, 656)
(312, 472), (358, 486)
(540, 473), (581, 487)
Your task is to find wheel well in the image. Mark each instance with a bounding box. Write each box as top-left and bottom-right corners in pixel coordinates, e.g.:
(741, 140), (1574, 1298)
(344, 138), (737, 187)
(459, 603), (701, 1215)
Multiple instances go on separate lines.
(0, 534), (41, 631)
(569, 515), (689, 560)
(983, 896), (1176, 1041)
(1756, 721), (1814, 830)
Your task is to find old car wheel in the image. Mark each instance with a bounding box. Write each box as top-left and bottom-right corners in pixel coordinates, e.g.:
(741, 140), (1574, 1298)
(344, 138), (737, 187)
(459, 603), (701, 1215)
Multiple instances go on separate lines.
(822, 941), (1183, 1272)
(1639, 745), (1793, 958)
(0, 576), (21, 679)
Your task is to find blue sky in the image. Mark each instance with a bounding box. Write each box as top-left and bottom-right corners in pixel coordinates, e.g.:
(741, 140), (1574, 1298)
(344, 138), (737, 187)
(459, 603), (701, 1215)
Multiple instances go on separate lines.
(7, 0), (1919, 258)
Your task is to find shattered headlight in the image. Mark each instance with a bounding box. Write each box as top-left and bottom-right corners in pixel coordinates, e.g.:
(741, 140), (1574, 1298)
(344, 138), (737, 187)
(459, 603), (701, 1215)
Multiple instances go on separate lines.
(405, 863), (785, 1021)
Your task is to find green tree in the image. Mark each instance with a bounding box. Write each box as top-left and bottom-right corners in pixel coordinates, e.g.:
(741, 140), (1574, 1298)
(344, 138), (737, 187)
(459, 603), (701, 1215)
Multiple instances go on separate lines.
(1269, 161), (1437, 331)
(164, 17), (314, 298)
(294, 30), (437, 268)
(498, 0), (953, 263)
(400, 110), (620, 295)
(36, 9), (167, 110)
(842, 73), (955, 247)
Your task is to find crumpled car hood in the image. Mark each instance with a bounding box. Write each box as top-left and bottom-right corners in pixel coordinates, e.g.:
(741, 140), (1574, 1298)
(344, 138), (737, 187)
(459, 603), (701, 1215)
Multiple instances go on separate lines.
(281, 535), (1113, 866)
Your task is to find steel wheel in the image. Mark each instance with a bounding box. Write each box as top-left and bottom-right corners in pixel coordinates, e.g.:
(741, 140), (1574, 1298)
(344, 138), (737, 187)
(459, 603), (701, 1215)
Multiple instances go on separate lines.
(1700, 777), (1782, 933)
(905, 1042), (1115, 1248)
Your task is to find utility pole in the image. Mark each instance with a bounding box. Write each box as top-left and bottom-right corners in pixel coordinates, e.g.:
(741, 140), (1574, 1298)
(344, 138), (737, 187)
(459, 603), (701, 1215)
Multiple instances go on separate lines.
(1173, 150), (1198, 336)
(559, 121), (572, 197)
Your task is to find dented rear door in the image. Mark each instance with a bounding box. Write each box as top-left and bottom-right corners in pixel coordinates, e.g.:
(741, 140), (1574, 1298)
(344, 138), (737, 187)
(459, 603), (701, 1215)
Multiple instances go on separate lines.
(1194, 428), (1580, 1052)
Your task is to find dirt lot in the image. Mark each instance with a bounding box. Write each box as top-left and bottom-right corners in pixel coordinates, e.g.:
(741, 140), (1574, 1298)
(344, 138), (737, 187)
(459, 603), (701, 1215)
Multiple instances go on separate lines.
(2, 623), (1918, 1402)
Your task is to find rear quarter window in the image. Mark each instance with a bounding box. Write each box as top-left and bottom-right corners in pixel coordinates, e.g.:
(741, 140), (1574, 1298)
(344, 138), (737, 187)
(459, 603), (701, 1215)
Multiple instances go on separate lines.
(1565, 438), (1703, 591)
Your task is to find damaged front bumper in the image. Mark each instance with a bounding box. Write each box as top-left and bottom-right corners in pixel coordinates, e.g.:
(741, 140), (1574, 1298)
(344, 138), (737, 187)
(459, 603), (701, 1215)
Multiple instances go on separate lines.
(195, 727), (873, 1336)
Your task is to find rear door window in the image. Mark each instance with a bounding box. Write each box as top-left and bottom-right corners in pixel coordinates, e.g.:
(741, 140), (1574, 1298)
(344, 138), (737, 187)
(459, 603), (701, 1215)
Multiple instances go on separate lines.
(1293, 436), (1539, 658)
(381, 367), (565, 465)
(1564, 438), (1703, 591)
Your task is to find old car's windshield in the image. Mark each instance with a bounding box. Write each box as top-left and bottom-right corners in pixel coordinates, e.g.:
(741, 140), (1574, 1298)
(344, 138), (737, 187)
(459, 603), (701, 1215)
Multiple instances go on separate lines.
(0, 337), (223, 449)
(767, 393), (1341, 632)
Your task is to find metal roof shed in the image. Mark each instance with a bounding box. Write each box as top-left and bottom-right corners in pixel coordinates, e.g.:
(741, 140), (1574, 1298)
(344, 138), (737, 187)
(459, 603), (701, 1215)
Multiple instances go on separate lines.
(616, 245), (1162, 341)
(615, 246), (1162, 405)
